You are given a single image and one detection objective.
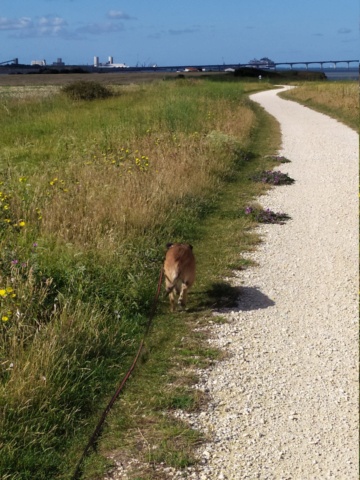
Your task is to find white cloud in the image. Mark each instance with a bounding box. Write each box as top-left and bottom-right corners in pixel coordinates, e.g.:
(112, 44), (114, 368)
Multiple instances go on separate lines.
(37, 15), (67, 35)
(0, 8), (139, 41)
(169, 28), (199, 35)
(0, 16), (33, 30)
(148, 26), (200, 40)
(76, 22), (125, 35)
(38, 16), (67, 27)
(0, 14), (70, 37)
(0, 13), (129, 39)
(107, 10), (134, 20)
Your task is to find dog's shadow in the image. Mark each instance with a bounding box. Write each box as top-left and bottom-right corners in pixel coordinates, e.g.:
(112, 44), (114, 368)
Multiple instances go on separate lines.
(192, 281), (274, 312)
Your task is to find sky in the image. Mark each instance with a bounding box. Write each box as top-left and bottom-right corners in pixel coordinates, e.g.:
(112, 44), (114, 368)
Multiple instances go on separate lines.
(0, 0), (358, 67)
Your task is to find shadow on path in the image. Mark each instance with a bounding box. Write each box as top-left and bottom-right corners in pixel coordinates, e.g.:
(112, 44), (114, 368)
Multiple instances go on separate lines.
(192, 282), (274, 312)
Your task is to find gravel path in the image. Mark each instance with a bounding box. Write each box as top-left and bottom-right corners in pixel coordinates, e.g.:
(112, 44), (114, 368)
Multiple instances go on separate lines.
(105, 87), (359, 480)
(183, 87), (359, 479)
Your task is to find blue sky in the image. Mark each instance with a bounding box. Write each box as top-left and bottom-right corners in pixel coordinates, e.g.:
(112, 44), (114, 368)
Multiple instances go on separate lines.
(1, 0), (358, 66)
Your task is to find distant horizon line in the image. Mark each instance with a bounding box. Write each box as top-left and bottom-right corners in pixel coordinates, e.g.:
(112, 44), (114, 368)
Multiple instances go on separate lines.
(1, 57), (359, 69)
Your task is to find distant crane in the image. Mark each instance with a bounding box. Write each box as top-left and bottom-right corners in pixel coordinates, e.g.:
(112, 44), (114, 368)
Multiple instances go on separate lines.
(0, 58), (18, 65)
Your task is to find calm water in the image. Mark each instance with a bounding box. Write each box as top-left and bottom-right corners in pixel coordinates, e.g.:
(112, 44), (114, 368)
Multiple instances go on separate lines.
(284, 67), (359, 81)
(321, 68), (358, 81)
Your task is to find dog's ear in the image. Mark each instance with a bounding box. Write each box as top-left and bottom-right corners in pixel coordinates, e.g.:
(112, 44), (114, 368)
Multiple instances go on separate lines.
(166, 243), (173, 250)
(189, 244), (193, 250)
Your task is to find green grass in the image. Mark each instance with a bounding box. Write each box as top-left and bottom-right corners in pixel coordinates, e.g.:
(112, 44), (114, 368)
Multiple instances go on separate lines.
(86, 92), (281, 480)
(0, 76), (280, 480)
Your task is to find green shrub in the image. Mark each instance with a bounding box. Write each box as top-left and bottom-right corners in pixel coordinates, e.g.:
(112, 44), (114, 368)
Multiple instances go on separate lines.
(61, 80), (113, 101)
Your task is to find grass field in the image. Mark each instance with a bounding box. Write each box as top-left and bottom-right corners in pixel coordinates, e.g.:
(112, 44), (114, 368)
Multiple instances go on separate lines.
(280, 81), (359, 131)
(0, 71), (233, 88)
(0, 74), (282, 480)
(0, 73), (356, 479)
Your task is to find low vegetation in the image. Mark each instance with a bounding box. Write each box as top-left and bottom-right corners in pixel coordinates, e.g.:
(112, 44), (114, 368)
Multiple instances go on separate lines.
(280, 81), (359, 131)
(251, 170), (295, 185)
(234, 67), (326, 81)
(61, 80), (114, 100)
(244, 205), (291, 224)
(0, 76), (280, 479)
(1, 74), (355, 479)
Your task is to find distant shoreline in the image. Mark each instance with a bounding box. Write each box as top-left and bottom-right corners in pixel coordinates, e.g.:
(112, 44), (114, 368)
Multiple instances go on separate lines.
(0, 65), (357, 83)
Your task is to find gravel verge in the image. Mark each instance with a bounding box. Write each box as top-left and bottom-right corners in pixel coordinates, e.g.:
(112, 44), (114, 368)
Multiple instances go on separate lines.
(186, 86), (359, 479)
(105, 87), (359, 479)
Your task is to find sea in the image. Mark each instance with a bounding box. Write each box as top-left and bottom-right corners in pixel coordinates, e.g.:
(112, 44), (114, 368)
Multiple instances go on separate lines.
(284, 67), (359, 81)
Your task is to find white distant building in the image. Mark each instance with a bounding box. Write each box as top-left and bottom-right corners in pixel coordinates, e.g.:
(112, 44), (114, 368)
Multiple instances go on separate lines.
(31, 59), (46, 66)
(94, 55), (129, 68)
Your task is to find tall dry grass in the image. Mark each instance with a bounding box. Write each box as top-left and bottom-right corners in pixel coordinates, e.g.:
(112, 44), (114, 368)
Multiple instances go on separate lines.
(0, 78), (264, 479)
(5, 83), (255, 250)
(281, 81), (359, 131)
(40, 125), (253, 249)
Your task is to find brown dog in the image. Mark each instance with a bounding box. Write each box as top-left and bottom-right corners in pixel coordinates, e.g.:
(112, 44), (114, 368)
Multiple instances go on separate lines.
(163, 243), (195, 311)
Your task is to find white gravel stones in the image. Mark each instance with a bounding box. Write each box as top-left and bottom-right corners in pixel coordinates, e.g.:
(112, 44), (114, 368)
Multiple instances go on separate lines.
(186, 87), (359, 479)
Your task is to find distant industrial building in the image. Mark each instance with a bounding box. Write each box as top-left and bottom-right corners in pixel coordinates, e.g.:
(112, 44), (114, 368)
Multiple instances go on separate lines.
(52, 58), (65, 66)
(31, 59), (46, 66)
(0, 58), (18, 66)
(94, 56), (129, 68)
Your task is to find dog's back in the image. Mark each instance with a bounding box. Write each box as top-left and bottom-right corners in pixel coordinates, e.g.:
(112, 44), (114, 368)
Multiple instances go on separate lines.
(164, 243), (195, 310)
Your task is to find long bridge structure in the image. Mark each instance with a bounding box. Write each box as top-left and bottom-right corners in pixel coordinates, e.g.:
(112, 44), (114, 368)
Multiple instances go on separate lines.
(271, 59), (358, 70)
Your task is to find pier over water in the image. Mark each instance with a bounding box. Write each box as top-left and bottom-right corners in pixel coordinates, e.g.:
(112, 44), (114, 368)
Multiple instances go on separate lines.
(272, 60), (358, 70)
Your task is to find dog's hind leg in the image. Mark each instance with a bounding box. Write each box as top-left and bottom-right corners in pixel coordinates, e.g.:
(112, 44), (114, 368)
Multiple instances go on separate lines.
(165, 276), (179, 312)
(178, 282), (190, 308)
(169, 289), (176, 311)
